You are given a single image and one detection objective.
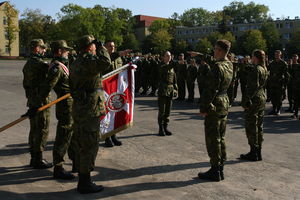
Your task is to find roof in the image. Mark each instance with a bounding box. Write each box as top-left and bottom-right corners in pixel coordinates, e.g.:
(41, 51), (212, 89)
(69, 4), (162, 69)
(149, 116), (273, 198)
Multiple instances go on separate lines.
(134, 15), (166, 28)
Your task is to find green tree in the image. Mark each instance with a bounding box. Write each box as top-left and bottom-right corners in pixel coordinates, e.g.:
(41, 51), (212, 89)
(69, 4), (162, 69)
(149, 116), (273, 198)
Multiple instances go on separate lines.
(149, 19), (170, 34)
(287, 29), (300, 55)
(151, 30), (172, 54)
(120, 33), (140, 51)
(195, 38), (213, 54)
(3, 3), (19, 56)
(172, 39), (188, 55)
(260, 22), (281, 55)
(237, 30), (267, 55)
(179, 8), (215, 27)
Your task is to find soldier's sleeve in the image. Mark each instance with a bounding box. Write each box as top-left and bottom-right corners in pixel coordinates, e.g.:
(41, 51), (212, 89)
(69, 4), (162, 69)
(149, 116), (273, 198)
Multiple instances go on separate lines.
(200, 65), (220, 113)
(173, 70), (178, 91)
(95, 46), (112, 72)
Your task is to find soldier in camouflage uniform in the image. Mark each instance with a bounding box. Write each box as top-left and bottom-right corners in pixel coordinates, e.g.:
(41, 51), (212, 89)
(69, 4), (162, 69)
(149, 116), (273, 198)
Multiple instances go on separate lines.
(290, 54), (300, 119)
(157, 51), (178, 136)
(189, 39), (233, 182)
(38, 40), (75, 179)
(70, 35), (111, 194)
(186, 58), (198, 102)
(268, 50), (289, 115)
(240, 50), (268, 161)
(227, 53), (238, 106)
(22, 39), (53, 169)
(286, 57), (298, 112)
(103, 40), (131, 147)
(174, 53), (187, 101)
(197, 60), (210, 98)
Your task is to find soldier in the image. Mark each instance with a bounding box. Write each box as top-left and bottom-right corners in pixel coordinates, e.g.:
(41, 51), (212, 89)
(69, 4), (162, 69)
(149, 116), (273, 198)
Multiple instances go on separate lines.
(227, 53), (238, 106)
(268, 50), (289, 115)
(197, 60), (210, 98)
(70, 35), (111, 194)
(186, 58), (198, 102)
(174, 53), (188, 101)
(103, 40), (131, 147)
(189, 39), (233, 182)
(290, 54), (300, 119)
(22, 39), (52, 169)
(157, 51), (178, 136)
(140, 54), (151, 95)
(286, 57), (297, 112)
(240, 49), (268, 161)
(149, 55), (160, 96)
(36, 40), (75, 179)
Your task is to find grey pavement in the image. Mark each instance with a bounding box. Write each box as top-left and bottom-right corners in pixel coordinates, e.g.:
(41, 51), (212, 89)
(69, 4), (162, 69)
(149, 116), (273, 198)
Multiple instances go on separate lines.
(0, 60), (299, 200)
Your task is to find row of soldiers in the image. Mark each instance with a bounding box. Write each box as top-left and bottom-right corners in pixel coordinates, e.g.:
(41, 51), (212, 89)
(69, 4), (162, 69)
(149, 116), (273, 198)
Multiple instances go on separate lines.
(133, 50), (300, 120)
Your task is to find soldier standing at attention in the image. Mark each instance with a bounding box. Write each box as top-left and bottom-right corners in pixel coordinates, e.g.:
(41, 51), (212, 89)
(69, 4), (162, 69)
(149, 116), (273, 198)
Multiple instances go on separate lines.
(189, 39), (233, 182)
(174, 53), (187, 101)
(240, 50), (268, 161)
(38, 40), (75, 179)
(22, 39), (52, 169)
(186, 58), (198, 102)
(290, 54), (300, 119)
(268, 50), (289, 115)
(157, 51), (178, 136)
(70, 35), (111, 194)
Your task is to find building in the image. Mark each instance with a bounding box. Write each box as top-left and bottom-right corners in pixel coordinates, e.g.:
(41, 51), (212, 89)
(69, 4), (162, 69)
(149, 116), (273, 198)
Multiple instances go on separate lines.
(0, 1), (19, 57)
(134, 15), (165, 42)
(175, 17), (300, 48)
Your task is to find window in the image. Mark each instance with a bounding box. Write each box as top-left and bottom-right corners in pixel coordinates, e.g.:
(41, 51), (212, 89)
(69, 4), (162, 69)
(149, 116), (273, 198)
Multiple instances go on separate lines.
(4, 31), (9, 40)
(5, 45), (9, 54)
(3, 17), (7, 25)
(283, 33), (291, 39)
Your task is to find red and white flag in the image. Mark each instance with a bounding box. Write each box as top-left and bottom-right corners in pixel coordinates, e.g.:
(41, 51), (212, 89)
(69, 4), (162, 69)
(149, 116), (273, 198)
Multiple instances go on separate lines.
(100, 64), (136, 139)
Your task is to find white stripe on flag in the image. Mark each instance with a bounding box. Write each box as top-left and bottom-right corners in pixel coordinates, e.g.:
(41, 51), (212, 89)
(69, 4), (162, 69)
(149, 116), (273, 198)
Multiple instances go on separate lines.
(117, 69), (128, 93)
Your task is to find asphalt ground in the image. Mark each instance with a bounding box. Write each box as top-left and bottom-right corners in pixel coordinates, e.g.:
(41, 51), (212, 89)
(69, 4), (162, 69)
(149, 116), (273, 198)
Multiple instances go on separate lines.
(0, 60), (299, 200)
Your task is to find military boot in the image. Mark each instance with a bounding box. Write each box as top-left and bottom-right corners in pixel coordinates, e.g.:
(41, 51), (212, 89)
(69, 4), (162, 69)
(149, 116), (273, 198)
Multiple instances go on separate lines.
(72, 161), (78, 173)
(219, 165), (224, 180)
(268, 108), (276, 115)
(240, 146), (258, 161)
(158, 124), (165, 136)
(54, 165), (75, 180)
(163, 124), (172, 136)
(77, 173), (104, 194)
(257, 147), (262, 161)
(198, 166), (221, 182)
(32, 152), (53, 169)
(111, 135), (122, 146)
(104, 137), (114, 147)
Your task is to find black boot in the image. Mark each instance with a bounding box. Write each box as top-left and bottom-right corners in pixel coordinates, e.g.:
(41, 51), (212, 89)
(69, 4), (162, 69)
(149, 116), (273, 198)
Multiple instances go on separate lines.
(198, 166), (221, 182)
(32, 152), (53, 169)
(72, 161), (78, 173)
(77, 173), (104, 194)
(111, 135), (122, 146)
(219, 165), (224, 180)
(257, 147), (262, 161)
(158, 124), (165, 136)
(268, 109), (276, 115)
(276, 106), (281, 115)
(240, 146), (259, 161)
(105, 137), (114, 147)
(163, 124), (172, 136)
(54, 165), (75, 180)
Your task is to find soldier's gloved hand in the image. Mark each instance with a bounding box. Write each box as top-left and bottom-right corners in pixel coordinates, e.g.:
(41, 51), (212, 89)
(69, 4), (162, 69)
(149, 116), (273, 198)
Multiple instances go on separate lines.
(21, 107), (39, 119)
(173, 90), (178, 98)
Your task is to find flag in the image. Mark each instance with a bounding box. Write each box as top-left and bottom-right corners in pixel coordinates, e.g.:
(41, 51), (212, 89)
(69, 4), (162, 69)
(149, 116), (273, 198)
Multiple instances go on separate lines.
(100, 64), (136, 139)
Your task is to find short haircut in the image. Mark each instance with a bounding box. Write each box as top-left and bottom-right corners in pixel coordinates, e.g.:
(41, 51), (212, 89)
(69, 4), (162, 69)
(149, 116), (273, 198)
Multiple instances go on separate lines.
(275, 50), (282, 54)
(215, 39), (231, 54)
(105, 40), (114, 45)
(292, 54), (298, 57)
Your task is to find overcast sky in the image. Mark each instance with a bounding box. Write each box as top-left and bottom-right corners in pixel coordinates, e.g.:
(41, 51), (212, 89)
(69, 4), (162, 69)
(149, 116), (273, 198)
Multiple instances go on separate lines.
(9, 0), (299, 20)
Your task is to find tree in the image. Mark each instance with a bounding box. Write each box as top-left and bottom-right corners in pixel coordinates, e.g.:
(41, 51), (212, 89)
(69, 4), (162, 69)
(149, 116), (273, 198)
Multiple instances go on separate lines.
(287, 29), (300, 56)
(237, 30), (267, 55)
(151, 30), (172, 54)
(179, 8), (215, 27)
(149, 19), (170, 34)
(260, 22), (281, 55)
(195, 38), (213, 54)
(207, 31), (235, 47)
(223, 1), (269, 24)
(4, 3), (19, 56)
(120, 33), (140, 51)
(172, 39), (188, 55)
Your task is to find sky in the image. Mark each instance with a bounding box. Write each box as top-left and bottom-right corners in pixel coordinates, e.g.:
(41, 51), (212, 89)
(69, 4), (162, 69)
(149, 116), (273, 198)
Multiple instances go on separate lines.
(7, 0), (299, 20)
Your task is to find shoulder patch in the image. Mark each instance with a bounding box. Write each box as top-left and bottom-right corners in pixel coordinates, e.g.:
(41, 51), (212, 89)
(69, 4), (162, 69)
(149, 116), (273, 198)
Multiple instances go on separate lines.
(49, 64), (59, 74)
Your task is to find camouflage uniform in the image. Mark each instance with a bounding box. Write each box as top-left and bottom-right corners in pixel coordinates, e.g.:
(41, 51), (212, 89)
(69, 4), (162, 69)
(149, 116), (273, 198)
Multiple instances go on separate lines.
(200, 57), (233, 168)
(157, 62), (178, 130)
(241, 64), (268, 152)
(186, 63), (198, 101)
(292, 63), (300, 117)
(174, 60), (187, 100)
(268, 59), (289, 114)
(38, 40), (74, 169)
(197, 62), (210, 97)
(287, 63), (298, 111)
(227, 61), (238, 105)
(70, 36), (111, 175)
(22, 39), (51, 166)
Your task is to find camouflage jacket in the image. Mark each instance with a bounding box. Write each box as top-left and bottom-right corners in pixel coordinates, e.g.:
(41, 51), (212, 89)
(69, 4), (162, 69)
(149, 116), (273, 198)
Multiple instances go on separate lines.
(186, 64), (198, 83)
(22, 54), (50, 107)
(199, 58), (233, 115)
(70, 48), (111, 118)
(197, 63), (210, 86)
(103, 53), (123, 75)
(157, 63), (178, 97)
(241, 64), (268, 109)
(288, 63), (300, 87)
(174, 61), (188, 80)
(268, 59), (289, 88)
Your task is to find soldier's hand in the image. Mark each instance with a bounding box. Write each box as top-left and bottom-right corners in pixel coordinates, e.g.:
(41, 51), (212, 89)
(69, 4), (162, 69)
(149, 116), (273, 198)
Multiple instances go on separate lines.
(187, 51), (203, 57)
(119, 49), (132, 57)
(21, 107), (39, 119)
(173, 90), (178, 98)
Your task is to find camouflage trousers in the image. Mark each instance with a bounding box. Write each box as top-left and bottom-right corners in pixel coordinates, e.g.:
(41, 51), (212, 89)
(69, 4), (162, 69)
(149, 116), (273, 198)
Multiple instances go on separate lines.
(270, 86), (285, 108)
(287, 85), (294, 109)
(158, 96), (173, 125)
(28, 108), (50, 156)
(245, 107), (264, 148)
(227, 83), (235, 105)
(204, 113), (227, 167)
(72, 116), (100, 174)
(187, 80), (195, 100)
(177, 79), (186, 99)
(53, 99), (74, 166)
